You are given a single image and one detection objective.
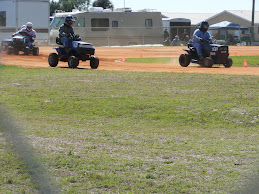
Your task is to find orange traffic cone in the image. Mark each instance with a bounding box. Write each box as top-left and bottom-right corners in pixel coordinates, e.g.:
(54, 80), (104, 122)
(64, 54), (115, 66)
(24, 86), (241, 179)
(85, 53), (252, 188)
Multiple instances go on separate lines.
(243, 59), (248, 67)
(173, 58), (176, 64)
(140, 53), (143, 58)
(234, 52), (237, 56)
(122, 57), (125, 62)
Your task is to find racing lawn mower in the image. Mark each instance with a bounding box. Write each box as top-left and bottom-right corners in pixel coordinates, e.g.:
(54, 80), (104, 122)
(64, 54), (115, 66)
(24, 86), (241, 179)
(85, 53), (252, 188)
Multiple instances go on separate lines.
(48, 35), (99, 69)
(1, 38), (12, 51)
(1, 32), (39, 56)
(179, 41), (233, 68)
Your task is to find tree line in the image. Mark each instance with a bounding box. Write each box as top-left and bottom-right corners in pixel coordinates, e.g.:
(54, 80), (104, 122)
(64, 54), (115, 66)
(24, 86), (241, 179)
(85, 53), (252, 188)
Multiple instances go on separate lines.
(50, 0), (114, 16)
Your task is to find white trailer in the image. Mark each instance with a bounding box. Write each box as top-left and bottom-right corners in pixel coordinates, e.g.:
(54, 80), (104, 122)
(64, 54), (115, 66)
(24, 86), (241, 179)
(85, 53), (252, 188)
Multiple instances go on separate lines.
(50, 10), (163, 46)
(0, 0), (49, 45)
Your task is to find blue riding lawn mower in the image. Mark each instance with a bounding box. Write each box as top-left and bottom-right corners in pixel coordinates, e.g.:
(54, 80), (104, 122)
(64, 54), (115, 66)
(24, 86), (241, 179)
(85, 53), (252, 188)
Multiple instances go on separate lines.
(1, 32), (39, 56)
(179, 42), (233, 68)
(48, 35), (99, 69)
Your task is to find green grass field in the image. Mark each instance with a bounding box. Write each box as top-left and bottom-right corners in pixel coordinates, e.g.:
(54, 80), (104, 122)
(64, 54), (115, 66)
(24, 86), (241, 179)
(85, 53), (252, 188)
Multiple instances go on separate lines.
(0, 65), (258, 193)
(126, 56), (259, 67)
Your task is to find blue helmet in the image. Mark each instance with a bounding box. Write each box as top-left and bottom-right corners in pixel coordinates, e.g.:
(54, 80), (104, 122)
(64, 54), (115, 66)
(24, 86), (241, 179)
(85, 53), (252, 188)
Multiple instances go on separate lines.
(65, 15), (75, 26)
(200, 21), (209, 32)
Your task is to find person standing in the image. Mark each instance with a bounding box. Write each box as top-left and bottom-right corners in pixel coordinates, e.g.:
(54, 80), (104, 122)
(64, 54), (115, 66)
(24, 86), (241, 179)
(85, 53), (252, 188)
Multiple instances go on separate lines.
(164, 29), (170, 41)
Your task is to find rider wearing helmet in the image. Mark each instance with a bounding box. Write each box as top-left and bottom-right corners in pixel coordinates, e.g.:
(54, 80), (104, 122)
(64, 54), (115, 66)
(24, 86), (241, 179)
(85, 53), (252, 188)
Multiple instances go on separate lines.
(59, 15), (75, 52)
(13, 22), (37, 47)
(192, 21), (212, 61)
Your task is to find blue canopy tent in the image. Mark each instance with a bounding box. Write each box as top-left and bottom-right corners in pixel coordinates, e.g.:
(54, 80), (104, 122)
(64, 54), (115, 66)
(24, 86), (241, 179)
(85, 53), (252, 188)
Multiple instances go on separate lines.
(210, 21), (249, 30)
(210, 21), (249, 44)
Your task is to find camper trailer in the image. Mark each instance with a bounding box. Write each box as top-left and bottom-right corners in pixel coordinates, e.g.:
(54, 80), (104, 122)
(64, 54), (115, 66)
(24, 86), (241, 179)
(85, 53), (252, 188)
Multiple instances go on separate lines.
(50, 10), (163, 46)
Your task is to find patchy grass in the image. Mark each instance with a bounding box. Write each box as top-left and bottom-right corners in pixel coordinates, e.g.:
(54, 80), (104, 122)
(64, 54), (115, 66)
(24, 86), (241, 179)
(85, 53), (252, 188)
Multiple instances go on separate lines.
(0, 64), (258, 193)
(126, 57), (176, 64)
(229, 56), (259, 66)
(126, 56), (259, 67)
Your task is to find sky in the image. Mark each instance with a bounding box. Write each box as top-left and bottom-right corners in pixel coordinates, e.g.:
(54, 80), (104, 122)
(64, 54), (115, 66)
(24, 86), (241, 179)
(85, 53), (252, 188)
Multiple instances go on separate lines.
(110, 0), (259, 13)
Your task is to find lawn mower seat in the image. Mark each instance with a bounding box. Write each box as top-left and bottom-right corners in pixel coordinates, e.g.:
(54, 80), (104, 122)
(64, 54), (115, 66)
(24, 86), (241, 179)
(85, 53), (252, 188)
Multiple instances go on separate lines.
(56, 37), (62, 45)
(188, 43), (197, 53)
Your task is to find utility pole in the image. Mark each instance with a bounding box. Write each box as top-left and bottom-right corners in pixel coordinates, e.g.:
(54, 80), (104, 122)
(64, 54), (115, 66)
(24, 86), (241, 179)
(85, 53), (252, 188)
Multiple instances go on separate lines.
(124, 0), (125, 9)
(251, 0), (255, 43)
(16, 0), (18, 31)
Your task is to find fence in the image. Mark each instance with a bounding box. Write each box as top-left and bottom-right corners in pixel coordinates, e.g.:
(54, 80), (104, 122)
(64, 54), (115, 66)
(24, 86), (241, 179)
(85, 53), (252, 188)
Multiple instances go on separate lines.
(49, 26), (164, 47)
(163, 26), (257, 46)
(1, 25), (258, 46)
(0, 27), (49, 45)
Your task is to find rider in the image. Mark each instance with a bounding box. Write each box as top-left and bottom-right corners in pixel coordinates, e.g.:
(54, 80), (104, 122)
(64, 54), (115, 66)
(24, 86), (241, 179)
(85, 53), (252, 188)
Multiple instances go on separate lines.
(13, 22), (36, 48)
(59, 15), (75, 53)
(192, 21), (212, 61)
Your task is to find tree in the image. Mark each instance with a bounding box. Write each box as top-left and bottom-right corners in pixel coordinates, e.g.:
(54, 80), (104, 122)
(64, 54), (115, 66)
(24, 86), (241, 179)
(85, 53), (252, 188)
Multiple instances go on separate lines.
(92, 0), (114, 9)
(50, 0), (61, 16)
(50, 0), (90, 16)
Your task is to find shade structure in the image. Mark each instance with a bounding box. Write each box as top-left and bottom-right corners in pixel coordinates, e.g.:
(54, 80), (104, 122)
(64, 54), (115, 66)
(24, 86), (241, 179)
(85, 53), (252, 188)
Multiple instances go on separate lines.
(210, 21), (249, 30)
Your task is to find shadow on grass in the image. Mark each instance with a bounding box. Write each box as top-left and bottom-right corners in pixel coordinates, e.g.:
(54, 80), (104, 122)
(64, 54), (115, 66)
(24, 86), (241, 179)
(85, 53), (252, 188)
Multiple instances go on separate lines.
(59, 66), (91, 70)
(0, 106), (60, 194)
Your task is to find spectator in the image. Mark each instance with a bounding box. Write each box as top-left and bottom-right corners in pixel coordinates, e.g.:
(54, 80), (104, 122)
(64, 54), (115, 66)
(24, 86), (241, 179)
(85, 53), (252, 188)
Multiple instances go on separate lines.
(171, 35), (181, 46)
(182, 29), (188, 41)
(164, 29), (170, 41)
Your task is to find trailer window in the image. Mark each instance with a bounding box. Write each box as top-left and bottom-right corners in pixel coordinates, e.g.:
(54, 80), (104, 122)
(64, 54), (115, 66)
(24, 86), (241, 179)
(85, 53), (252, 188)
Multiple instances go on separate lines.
(145, 19), (152, 28)
(242, 29), (250, 35)
(112, 21), (118, 28)
(76, 18), (85, 27)
(0, 11), (6, 27)
(50, 17), (65, 28)
(91, 18), (109, 31)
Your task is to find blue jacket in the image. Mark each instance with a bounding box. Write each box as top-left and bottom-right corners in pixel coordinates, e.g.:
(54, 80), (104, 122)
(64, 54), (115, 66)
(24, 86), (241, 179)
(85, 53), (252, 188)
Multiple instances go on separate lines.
(192, 29), (212, 43)
(59, 23), (74, 37)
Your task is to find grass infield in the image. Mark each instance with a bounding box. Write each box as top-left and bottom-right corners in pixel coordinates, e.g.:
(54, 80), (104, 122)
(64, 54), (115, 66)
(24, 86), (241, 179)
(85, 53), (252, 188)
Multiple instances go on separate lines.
(126, 56), (259, 67)
(0, 64), (258, 193)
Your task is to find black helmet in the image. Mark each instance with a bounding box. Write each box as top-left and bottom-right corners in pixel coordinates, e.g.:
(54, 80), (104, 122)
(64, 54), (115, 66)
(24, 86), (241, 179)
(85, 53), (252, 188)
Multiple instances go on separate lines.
(65, 15), (75, 26)
(200, 21), (209, 32)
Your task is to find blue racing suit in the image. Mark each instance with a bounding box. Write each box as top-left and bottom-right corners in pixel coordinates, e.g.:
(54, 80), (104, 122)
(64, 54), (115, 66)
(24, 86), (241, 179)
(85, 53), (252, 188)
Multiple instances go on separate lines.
(59, 23), (75, 47)
(192, 29), (212, 56)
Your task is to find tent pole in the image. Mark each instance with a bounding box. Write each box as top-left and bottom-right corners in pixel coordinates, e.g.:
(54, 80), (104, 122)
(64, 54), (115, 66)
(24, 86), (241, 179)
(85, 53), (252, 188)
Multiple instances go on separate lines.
(251, 0), (255, 43)
(239, 27), (242, 46)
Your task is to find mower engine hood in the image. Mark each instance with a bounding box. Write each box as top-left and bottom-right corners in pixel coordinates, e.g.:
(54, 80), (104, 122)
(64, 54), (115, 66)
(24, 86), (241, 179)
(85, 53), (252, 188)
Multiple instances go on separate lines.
(72, 41), (94, 49)
(13, 35), (25, 41)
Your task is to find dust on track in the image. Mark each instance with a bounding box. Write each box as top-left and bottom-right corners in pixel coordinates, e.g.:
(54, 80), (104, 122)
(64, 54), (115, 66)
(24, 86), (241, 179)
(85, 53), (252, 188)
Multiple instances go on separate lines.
(0, 46), (259, 75)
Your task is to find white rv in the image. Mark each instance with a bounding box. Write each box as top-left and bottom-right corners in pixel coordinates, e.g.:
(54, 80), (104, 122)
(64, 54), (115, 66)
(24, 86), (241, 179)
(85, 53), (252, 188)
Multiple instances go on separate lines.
(50, 10), (163, 46)
(0, 0), (49, 44)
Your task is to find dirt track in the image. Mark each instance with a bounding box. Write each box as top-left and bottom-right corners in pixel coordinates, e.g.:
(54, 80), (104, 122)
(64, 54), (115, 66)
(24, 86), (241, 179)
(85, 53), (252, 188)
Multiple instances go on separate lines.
(0, 46), (259, 75)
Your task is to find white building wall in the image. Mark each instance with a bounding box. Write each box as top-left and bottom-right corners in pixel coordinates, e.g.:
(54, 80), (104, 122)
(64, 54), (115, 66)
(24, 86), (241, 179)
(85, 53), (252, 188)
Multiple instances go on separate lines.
(0, 0), (16, 27)
(0, 0), (49, 44)
(17, 1), (49, 28)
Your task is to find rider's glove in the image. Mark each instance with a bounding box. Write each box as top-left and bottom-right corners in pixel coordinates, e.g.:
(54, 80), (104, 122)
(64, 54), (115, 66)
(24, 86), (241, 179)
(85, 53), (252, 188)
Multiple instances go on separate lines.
(200, 38), (205, 42)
